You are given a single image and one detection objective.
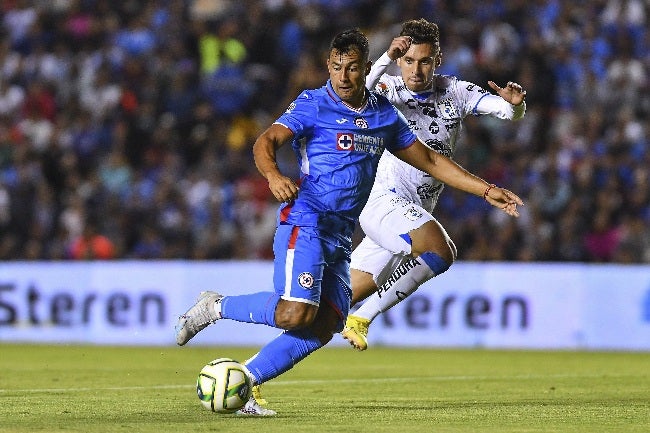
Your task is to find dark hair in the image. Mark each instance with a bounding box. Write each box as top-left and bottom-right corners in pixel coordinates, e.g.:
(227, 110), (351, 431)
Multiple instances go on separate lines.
(329, 28), (369, 61)
(400, 18), (440, 51)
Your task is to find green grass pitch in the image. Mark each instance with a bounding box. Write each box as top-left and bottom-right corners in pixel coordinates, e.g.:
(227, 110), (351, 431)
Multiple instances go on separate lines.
(1, 344), (648, 433)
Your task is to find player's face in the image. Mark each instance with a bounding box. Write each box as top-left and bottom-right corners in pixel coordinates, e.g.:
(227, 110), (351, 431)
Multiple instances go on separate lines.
(397, 43), (439, 92)
(327, 48), (370, 108)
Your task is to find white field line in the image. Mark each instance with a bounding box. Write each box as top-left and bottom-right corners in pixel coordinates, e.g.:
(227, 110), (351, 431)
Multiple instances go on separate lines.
(0, 373), (625, 394)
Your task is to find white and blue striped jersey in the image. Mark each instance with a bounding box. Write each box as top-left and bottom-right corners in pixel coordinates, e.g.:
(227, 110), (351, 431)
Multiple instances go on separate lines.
(274, 80), (417, 236)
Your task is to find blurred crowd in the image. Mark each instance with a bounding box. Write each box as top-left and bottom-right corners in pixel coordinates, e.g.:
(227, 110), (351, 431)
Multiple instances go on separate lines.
(0, 0), (648, 262)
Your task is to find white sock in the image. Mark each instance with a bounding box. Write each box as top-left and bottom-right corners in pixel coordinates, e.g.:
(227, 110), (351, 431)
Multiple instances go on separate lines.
(213, 298), (223, 319)
(353, 255), (436, 322)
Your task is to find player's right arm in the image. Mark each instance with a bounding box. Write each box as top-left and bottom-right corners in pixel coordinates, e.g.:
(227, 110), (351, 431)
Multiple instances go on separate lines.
(253, 123), (299, 203)
(366, 36), (412, 90)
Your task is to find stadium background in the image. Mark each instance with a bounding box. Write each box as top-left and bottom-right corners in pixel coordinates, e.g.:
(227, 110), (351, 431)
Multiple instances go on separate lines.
(0, 0), (649, 350)
(0, 0), (647, 263)
(1, 6), (649, 432)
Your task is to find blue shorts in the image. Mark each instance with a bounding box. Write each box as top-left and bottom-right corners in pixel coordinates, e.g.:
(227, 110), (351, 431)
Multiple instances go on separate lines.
(272, 223), (352, 332)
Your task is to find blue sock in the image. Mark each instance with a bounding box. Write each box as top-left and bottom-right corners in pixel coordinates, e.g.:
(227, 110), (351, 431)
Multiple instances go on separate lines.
(220, 292), (280, 327)
(245, 329), (323, 384)
(419, 251), (451, 275)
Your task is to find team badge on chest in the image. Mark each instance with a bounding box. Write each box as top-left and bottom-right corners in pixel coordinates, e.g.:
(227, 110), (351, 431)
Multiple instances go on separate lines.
(354, 117), (369, 129)
(437, 98), (458, 119)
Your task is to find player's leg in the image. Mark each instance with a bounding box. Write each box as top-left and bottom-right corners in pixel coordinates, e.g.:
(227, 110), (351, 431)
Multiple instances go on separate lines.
(238, 224), (331, 415)
(239, 293), (344, 416)
(343, 192), (455, 350)
(343, 235), (396, 350)
(361, 218), (455, 319)
(240, 227), (350, 415)
(343, 193), (420, 349)
(349, 236), (393, 305)
(350, 267), (377, 304)
(175, 224), (322, 346)
(225, 224), (324, 329)
(176, 223), (325, 412)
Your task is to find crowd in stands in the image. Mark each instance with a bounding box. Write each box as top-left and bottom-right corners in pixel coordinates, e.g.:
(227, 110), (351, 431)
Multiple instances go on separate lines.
(0, 0), (648, 263)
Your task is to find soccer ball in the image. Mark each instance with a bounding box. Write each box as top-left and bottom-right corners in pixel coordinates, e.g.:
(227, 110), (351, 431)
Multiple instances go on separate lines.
(196, 358), (252, 413)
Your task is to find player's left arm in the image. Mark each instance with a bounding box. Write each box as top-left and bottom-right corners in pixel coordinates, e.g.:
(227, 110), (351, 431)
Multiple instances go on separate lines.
(394, 140), (523, 216)
(484, 80), (527, 120)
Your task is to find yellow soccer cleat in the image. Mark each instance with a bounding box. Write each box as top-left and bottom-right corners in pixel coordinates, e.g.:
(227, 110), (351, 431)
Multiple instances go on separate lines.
(341, 315), (371, 351)
(252, 384), (268, 406)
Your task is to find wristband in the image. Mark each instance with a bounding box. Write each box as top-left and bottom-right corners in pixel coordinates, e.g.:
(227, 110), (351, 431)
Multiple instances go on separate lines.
(483, 184), (496, 200)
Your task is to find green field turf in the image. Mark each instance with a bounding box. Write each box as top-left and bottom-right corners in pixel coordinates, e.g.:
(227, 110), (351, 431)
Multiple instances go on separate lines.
(0, 344), (648, 433)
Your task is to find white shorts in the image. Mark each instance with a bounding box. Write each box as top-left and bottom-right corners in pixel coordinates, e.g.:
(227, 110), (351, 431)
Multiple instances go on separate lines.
(351, 190), (436, 283)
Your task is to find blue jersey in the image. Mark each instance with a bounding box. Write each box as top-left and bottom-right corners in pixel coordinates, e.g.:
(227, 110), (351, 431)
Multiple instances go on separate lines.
(275, 80), (417, 237)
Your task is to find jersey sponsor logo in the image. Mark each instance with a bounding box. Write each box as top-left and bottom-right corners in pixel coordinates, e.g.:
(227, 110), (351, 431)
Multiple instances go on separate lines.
(337, 133), (355, 150)
(354, 117), (369, 129)
(444, 121), (460, 132)
(377, 258), (420, 298)
(408, 119), (420, 130)
(286, 102), (296, 113)
(297, 272), (315, 289)
(423, 139), (452, 157)
(405, 99), (438, 118)
(417, 182), (443, 200)
(336, 118), (349, 124)
(336, 133), (385, 155)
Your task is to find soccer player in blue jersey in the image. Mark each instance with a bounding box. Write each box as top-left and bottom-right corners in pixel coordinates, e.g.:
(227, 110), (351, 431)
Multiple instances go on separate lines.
(175, 29), (523, 416)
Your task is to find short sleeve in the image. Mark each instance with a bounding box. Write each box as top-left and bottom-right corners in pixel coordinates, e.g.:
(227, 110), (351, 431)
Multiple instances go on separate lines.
(274, 91), (317, 138)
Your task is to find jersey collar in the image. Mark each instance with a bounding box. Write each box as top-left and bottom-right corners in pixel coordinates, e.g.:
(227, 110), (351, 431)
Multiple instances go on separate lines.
(400, 77), (435, 100)
(326, 80), (369, 113)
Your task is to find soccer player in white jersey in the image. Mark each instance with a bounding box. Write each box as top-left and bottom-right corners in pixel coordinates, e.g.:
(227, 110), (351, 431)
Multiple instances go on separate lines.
(342, 18), (527, 350)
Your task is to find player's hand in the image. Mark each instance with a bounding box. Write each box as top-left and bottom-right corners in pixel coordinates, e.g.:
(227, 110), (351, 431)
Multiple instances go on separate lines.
(386, 36), (412, 61)
(484, 186), (524, 217)
(267, 173), (299, 203)
(488, 81), (526, 106)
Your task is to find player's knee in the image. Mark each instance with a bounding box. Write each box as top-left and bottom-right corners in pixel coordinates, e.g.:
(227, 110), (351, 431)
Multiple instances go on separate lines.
(413, 240), (455, 265)
(274, 299), (318, 330)
(448, 237), (457, 262)
(411, 223), (456, 265)
(431, 237), (456, 265)
(309, 305), (340, 345)
(419, 250), (452, 276)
